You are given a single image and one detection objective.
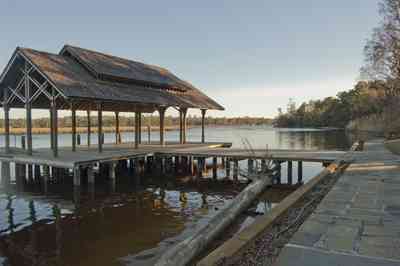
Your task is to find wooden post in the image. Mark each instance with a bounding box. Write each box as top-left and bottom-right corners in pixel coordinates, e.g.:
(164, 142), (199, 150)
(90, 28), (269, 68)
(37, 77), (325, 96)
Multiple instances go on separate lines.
(1, 162), (10, 186)
(196, 158), (203, 178)
(201, 109), (206, 143)
(212, 157), (218, 180)
(115, 111), (120, 144)
(51, 95), (58, 157)
(261, 159), (267, 173)
(233, 159), (239, 181)
(97, 102), (103, 153)
(34, 165), (41, 182)
(158, 107), (166, 146)
(179, 108), (183, 144)
(71, 102), (77, 151)
(3, 88), (10, 154)
(226, 158), (231, 178)
(138, 111), (142, 144)
(297, 161), (303, 183)
(87, 110), (91, 147)
(287, 161), (293, 184)
(182, 108), (188, 144)
(25, 62), (32, 155)
(248, 159), (254, 174)
(87, 165), (95, 184)
(109, 162), (116, 180)
(73, 166), (81, 186)
(50, 109), (53, 149)
(135, 111), (139, 149)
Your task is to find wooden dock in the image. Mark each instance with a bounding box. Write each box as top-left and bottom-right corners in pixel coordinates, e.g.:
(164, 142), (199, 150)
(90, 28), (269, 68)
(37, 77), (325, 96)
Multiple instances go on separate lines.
(0, 140), (347, 188)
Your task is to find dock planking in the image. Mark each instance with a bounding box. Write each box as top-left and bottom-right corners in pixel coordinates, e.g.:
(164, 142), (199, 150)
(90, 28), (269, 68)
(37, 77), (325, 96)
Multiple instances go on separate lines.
(0, 142), (346, 169)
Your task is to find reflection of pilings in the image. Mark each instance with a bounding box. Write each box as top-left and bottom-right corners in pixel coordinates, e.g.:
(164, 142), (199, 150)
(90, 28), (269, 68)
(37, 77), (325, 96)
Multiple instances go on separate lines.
(52, 204), (62, 264)
(6, 195), (15, 233)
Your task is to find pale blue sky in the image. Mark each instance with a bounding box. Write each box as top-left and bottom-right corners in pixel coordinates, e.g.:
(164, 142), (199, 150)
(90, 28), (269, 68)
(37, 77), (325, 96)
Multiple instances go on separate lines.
(0, 0), (380, 118)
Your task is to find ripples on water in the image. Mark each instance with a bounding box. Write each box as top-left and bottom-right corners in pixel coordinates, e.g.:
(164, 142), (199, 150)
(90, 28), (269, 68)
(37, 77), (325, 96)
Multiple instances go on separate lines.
(0, 126), (351, 266)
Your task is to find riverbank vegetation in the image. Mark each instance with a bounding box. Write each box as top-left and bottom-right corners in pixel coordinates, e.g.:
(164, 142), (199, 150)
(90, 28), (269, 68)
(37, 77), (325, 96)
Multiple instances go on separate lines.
(0, 115), (273, 134)
(274, 0), (400, 133)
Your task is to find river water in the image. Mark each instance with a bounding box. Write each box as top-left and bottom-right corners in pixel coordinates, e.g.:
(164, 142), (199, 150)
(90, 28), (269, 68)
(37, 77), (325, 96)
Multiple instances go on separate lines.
(0, 126), (351, 266)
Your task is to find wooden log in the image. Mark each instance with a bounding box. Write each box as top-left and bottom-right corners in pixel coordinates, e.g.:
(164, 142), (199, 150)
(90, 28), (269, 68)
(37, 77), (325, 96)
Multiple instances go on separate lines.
(154, 175), (271, 266)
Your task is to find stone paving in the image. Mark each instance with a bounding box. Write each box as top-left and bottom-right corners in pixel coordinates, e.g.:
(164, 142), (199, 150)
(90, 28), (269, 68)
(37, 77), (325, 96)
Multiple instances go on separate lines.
(275, 139), (400, 266)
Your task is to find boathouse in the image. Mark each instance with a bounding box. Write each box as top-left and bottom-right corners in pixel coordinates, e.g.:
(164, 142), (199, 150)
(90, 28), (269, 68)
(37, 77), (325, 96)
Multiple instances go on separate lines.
(0, 45), (224, 157)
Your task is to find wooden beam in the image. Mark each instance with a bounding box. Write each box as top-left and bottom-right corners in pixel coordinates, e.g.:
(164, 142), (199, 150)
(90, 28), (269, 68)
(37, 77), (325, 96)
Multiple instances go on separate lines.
(158, 107), (167, 146)
(25, 62), (32, 155)
(97, 102), (103, 153)
(71, 102), (77, 151)
(201, 109), (206, 143)
(51, 92), (58, 157)
(115, 111), (120, 144)
(87, 109), (91, 147)
(3, 88), (10, 153)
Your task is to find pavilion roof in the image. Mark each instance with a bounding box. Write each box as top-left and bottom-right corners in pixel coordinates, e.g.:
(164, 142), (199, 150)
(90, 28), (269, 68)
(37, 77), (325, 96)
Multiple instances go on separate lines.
(0, 45), (224, 112)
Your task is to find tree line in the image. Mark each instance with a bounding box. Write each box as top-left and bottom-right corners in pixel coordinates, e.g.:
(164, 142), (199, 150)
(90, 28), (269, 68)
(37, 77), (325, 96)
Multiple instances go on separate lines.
(274, 0), (400, 130)
(0, 115), (272, 129)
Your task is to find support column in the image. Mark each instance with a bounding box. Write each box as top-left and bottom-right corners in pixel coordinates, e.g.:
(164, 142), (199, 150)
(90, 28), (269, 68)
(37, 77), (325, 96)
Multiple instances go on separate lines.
(158, 107), (167, 146)
(201, 109), (206, 143)
(297, 161), (303, 183)
(226, 158), (231, 178)
(233, 159), (239, 181)
(87, 110), (91, 147)
(87, 165), (95, 184)
(25, 63), (32, 155)
(287, 161), (293, 184)
(73, 166), (81, 186)
(179, 109), (183, 144)
(3, 88), (10, 153)
(248, 159), (254, 175)
(50, 109), (54, 149)
(97, 102), (103, 153)
(115, 112), (120, 144)
(138, 112), (142, 144)
(2, 89), (11, 186)
(182, 108), (188, 144)
(212, 157), (218, 180)
(134, 112), (139, 149)
(51, 95), (58, 157)
(71, 102), (77, 151)
(109, 162), (116, 180)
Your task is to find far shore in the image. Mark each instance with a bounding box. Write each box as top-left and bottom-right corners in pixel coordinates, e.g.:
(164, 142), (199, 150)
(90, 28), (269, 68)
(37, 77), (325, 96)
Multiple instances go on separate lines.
(0, 126), (186, 135)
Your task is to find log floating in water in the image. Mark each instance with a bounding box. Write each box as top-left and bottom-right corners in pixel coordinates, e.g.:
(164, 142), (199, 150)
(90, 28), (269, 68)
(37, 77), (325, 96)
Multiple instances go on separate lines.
(154, 174), (272, 266)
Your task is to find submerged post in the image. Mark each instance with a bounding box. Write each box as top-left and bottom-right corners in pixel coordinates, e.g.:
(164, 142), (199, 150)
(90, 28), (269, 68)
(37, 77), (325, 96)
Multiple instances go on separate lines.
(201, 109), (206, 143)
(97, 102), (103, 153)
(87, 109), (91, 147)
(158, 107), (167, 146)
(71, 102), (77, 151)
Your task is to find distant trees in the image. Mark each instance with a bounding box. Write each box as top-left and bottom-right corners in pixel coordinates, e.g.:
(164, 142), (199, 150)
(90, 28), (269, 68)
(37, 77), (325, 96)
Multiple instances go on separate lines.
(273, 81), (387, 128)
(0, 115), (272, 129)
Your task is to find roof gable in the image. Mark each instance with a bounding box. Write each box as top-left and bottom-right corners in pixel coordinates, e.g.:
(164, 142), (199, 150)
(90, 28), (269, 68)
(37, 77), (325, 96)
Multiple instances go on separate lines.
(60, 45), (183, 89)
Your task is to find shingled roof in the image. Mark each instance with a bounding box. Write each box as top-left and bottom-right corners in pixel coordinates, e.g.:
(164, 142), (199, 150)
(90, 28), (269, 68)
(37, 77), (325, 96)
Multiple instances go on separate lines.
(0, 45), (224, 112)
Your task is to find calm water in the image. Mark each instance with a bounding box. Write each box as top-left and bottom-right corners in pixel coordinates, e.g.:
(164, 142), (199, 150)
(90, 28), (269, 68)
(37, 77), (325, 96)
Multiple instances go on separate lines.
(0, 126), (351, 266)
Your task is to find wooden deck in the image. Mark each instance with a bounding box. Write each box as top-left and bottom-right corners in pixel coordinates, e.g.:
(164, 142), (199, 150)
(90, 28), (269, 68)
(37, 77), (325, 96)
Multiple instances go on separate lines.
(0, 141), (347, 169)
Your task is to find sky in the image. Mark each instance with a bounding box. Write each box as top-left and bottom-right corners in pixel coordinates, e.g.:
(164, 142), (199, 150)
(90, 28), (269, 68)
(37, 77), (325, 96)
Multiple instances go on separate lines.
(0, 0), (381, 118)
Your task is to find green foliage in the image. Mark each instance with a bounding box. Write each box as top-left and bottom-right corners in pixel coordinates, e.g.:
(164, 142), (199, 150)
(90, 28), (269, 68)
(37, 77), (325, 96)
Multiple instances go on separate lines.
(273, 81), (387, 128)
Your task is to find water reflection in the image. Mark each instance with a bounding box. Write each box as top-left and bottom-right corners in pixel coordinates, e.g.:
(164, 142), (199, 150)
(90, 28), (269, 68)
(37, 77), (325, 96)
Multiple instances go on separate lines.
(0, 126), (352, 266)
